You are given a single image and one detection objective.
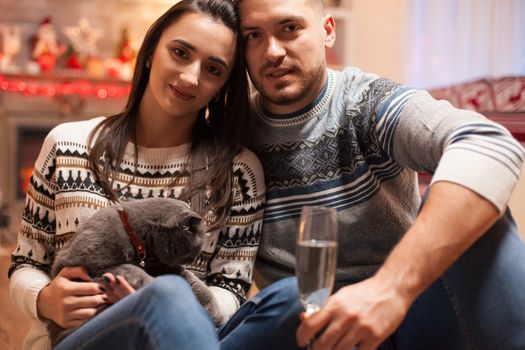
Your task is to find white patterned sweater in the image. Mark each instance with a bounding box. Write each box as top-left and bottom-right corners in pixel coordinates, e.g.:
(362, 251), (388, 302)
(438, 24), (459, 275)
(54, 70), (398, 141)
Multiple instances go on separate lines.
(8, 117), (266, 350)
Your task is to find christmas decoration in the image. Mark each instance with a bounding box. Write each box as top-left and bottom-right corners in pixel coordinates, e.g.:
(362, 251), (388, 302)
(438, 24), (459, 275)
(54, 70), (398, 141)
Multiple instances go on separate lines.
(63, 18), (102, 59)
(0, 24), (22, 73)
(63, 44), (84, 70)
(104, 27), (137, 81)
(117, 28), (136, 64)
(31, 17), (66, 72)
(0, 74), (131, 99)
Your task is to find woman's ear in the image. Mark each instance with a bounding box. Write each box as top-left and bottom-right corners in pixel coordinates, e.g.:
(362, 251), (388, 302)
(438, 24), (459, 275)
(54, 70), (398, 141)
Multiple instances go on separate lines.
(323, 14), (336, 49)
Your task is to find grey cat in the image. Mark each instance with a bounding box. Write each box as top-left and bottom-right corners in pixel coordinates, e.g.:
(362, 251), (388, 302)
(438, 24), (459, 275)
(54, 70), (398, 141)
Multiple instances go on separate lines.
(48, 197), (225, 346)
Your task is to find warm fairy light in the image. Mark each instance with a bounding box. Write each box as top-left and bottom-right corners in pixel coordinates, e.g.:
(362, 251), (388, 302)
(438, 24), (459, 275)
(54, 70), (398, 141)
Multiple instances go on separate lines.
(0, 74), (130, 99)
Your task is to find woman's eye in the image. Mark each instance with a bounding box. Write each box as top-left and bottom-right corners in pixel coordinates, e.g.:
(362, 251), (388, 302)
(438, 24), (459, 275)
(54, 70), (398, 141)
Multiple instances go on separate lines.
(245, 31), (260, 41)
(207, 65), (221, 76)
(173, 48), (188, 58)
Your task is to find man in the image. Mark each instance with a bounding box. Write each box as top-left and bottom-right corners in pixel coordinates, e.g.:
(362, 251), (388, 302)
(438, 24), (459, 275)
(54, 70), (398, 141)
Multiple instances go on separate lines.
(235, 0), (525, 349)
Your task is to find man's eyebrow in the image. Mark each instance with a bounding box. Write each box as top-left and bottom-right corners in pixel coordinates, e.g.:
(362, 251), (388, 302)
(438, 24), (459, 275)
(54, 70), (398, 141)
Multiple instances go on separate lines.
(241, 16), (305, 31)
(278, 16), (304, 25)
(171, 39), (229, 69)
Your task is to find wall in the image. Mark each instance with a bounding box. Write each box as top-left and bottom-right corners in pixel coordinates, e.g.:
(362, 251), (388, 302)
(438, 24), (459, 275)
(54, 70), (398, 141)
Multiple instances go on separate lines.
(346, 0), (411, 82)
(0, 0), (175, 66)
(346, 0), (525, 238)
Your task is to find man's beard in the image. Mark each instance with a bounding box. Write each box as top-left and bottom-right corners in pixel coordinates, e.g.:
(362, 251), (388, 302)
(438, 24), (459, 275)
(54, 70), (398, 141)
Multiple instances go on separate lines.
(251, 62), (325, 107)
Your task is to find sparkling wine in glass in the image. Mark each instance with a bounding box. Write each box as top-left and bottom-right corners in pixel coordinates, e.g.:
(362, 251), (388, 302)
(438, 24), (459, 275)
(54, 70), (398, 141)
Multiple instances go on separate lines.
(296, 205), (338, 315)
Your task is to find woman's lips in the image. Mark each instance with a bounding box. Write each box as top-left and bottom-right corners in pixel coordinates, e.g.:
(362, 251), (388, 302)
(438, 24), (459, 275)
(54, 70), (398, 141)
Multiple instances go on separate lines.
(169, 85), (195, 101)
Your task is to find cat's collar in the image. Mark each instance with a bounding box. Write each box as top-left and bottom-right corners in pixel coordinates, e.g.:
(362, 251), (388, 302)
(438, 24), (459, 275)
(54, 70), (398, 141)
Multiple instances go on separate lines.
(115, 204), (147, 267)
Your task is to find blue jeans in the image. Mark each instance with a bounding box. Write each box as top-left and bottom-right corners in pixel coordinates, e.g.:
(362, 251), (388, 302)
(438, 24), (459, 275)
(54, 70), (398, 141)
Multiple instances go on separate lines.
(55, 275), (303, 350)
(56, 210), (525, 350)
(390, 209), (525, 350)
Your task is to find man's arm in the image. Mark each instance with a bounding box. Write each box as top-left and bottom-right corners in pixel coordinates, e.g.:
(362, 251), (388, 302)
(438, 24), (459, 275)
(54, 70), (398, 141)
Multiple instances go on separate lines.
(296, 180), (499, 350)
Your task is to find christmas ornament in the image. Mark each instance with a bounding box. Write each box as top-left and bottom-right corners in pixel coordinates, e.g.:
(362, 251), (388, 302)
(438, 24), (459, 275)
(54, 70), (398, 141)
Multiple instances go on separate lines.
(31, 17), (66, 71)
(63, 18), (102, 58)
(0, 24), (22, 73)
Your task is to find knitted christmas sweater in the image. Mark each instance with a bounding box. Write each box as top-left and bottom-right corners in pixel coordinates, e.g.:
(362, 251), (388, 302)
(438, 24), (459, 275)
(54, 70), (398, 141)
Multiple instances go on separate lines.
(248, 68), (524, 288)
(9, 117), (265, 350)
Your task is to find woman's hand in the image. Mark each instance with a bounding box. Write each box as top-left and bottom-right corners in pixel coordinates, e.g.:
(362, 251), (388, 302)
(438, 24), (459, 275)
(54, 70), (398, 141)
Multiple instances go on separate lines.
(97, 273), (136, 304)
(37, 267), (107, 329)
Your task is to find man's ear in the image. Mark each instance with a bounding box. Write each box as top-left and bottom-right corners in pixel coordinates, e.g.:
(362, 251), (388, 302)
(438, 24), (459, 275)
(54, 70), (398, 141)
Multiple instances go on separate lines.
(323, 14), (336, 49)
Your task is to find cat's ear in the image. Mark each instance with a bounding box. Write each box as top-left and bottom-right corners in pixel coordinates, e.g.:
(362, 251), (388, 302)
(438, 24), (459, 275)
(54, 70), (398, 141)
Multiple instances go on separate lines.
(182, 213), (203, 234)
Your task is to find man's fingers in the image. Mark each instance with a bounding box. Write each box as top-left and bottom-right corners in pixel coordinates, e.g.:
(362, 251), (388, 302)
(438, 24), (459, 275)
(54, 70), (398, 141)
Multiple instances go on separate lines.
(296, 309), (331, 347)
(314, 318), (352, 350)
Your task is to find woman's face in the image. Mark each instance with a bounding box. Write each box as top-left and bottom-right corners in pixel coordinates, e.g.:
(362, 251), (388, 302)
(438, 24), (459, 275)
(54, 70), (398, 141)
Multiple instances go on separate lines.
(145, 12), (236, 121)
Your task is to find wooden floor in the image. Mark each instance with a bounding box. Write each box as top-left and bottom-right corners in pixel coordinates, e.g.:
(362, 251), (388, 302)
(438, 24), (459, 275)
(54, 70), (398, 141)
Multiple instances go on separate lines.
(0, 244), (31, 350)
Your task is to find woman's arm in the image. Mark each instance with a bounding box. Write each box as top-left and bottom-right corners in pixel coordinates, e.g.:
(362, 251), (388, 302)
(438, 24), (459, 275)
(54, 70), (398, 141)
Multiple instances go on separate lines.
(206, 148), (266, 319)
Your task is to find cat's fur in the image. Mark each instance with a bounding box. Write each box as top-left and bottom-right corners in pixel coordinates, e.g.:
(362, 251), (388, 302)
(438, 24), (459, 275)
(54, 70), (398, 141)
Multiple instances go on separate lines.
(48, 198), (225, 346)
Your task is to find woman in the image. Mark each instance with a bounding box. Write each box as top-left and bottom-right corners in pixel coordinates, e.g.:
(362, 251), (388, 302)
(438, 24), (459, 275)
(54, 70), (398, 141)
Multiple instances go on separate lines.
(8, 1), (271, 349)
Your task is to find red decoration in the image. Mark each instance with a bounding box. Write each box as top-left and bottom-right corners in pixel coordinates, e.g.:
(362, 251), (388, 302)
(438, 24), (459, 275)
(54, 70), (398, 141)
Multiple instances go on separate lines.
(37, 53), (57, 71)
(0, 74), (130, 99)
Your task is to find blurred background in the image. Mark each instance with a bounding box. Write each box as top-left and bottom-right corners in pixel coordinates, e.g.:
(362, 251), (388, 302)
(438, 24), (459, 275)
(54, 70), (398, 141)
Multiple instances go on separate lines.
(0, 1), (524, 348)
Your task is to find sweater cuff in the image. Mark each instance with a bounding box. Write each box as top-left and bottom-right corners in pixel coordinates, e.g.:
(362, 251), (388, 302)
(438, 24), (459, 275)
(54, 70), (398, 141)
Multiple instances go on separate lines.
(431, 147), (521, 213)
(209, 285), (240, 322)
(9, 267), (51, 321)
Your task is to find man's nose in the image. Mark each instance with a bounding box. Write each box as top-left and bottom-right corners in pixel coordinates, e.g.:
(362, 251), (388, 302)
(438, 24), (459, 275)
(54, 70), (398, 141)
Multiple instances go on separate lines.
(264, 37), (286, 64)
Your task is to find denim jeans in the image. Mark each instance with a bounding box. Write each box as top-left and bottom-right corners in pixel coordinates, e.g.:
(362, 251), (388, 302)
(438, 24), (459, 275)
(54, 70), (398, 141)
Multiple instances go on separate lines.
(55, 275), (303, 350)
(56, 210), (525, 350)
(390, 209), (525, 350)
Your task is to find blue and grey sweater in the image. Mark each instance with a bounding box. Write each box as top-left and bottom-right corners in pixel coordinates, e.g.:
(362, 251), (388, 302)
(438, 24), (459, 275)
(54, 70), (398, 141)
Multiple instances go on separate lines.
(248, 67), (524, 289)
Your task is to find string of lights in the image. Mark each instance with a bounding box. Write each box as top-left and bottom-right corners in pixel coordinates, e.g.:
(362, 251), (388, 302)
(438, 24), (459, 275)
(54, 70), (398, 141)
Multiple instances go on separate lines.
(0, 74), (130, 99)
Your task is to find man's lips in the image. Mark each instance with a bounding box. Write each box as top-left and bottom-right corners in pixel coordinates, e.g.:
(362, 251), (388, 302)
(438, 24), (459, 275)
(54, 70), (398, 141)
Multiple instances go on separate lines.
(169, 84), (195, 100)
(264, 68), (294, 79)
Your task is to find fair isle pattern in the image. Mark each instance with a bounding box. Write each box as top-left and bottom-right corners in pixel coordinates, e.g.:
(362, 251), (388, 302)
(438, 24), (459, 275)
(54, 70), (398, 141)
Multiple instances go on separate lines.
(254, 76), (410, 223)
(253, 70), (336, 127)
(9, 118), (265, 303)
(248, 67), (524, 286)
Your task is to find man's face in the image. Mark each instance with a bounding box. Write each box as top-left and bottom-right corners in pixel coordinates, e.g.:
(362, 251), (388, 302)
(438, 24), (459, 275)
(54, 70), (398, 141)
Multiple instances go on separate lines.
(239, 0), (335, 114)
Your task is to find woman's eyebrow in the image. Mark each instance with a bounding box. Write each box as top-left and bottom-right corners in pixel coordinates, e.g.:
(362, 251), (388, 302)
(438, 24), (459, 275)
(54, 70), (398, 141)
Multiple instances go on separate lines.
(170, 39), (228, 69)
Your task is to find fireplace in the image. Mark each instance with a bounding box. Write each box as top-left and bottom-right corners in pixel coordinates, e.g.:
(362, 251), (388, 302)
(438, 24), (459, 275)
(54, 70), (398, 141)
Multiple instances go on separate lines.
(0, 73), (129, 247)
(15, 126), (53, 199)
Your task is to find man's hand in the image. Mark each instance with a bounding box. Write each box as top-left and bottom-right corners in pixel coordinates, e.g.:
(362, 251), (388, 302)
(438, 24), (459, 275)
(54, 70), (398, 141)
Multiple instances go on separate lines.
(297, 182), (501, 350)
(37, 267), (107, 329)
(296, 275), (410, 350)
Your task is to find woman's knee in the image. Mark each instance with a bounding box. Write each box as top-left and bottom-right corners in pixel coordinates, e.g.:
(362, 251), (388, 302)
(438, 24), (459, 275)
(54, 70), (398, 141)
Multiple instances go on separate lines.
(141, 275), (195, 303)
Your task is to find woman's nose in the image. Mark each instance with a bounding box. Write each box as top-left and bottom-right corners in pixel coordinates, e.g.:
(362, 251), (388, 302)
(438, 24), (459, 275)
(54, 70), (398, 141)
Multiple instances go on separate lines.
(179, 62), (200, 87)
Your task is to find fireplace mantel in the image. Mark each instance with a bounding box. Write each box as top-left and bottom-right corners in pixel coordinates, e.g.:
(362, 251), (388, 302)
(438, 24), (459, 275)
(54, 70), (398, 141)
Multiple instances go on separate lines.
(0, 73), (129, 241)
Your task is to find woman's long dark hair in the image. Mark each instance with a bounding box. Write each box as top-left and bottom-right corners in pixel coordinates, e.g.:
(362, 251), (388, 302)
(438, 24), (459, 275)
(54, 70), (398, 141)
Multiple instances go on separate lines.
(87, 0), (249, 230)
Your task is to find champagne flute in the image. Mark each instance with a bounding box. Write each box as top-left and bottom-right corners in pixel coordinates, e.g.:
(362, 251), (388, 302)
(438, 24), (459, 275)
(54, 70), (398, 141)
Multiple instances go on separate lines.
(296, 205), (338, 316)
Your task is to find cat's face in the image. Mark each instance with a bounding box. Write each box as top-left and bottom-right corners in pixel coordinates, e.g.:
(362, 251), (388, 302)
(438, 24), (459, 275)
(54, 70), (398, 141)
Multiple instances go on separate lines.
(144, 200), (205, 267)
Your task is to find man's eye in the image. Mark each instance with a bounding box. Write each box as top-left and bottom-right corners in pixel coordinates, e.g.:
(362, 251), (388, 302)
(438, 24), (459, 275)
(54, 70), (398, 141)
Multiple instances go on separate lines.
(283, 25), (299, 32)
